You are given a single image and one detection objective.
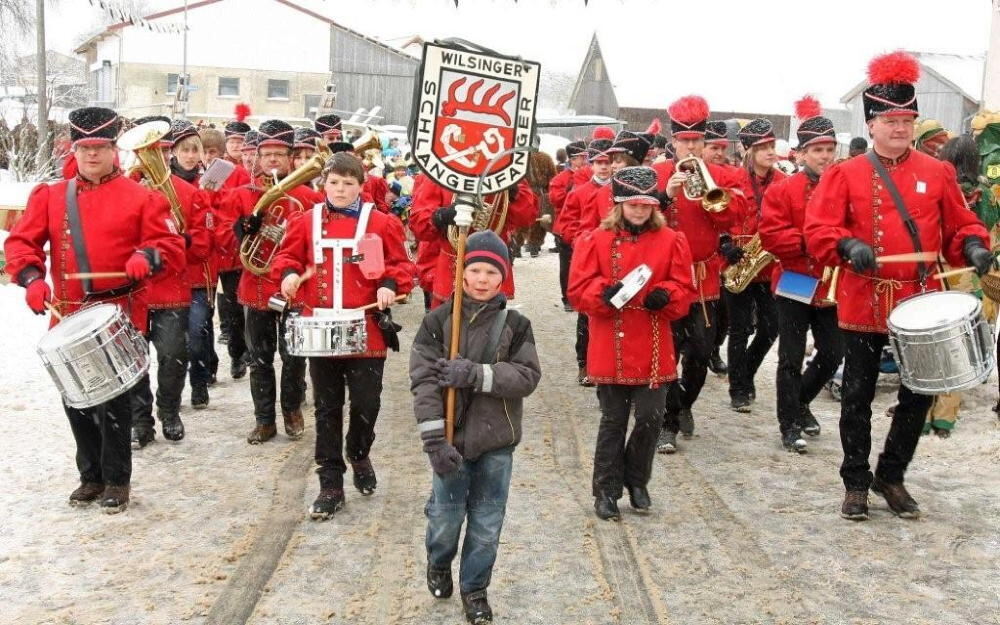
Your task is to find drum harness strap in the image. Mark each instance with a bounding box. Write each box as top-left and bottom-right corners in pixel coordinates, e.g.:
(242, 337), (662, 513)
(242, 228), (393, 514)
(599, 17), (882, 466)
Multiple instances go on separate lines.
(312, 202), (374, 311)
(867, 151), (932, 292)
(65, 179), (139, 303)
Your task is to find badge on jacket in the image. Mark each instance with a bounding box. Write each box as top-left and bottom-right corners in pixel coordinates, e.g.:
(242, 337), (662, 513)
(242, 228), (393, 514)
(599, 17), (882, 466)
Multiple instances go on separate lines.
(916, 181), (927, 194)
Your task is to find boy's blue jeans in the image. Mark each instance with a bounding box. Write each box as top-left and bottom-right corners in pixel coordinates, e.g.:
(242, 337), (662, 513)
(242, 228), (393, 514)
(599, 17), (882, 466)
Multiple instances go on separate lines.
(188, 289), (215, 387)
(425, 446), (514, 594)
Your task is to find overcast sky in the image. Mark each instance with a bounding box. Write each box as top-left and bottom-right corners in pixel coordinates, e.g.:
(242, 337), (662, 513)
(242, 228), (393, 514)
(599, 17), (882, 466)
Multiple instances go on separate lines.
(27, 0), (996, 109)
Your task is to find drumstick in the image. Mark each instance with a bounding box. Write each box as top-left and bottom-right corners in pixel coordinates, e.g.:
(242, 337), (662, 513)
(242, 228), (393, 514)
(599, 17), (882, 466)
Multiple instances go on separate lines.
(358, 295), (408, 311)
(933, 266), (977, 280)
(65, 271), (128, 280)
(876, 252), (939, 264)
(45, 301), (63, 321)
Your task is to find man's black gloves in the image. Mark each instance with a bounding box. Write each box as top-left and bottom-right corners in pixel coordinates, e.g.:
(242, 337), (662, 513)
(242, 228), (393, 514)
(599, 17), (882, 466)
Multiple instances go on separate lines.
(837, 237), (877, 273)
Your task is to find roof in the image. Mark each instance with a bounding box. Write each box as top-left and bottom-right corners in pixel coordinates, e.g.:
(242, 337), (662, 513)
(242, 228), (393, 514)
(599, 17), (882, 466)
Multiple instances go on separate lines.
(840, 51), (985, 104)
(74, 0), (416, 61)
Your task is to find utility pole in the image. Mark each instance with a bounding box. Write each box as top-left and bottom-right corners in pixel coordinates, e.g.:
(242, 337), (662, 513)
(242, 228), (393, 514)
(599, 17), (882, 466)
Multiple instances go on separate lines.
(35, 0), (48, 171)
(984, 0), (1000, 110)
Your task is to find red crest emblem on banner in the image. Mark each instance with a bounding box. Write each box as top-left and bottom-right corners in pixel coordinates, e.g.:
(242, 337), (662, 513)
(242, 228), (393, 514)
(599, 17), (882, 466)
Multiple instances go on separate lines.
(411, 42), (540, 195)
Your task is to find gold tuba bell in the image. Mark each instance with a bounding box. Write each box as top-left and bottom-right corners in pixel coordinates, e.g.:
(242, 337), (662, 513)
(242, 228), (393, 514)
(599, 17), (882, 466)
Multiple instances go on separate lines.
(353, 129), (383, 170)
(676, 156), (730, 213)
(118, 120), (187, 232)
(239, 152), (326, 275)
(446, 191), (510, 251)
(722, 234), (775, 293)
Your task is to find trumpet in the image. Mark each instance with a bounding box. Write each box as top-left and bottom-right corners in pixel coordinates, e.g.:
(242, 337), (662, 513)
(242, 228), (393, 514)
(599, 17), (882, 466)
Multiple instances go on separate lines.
(240, 153), (326, 275)
(676, 156), (730, 213)
(118, 120), (186, 232)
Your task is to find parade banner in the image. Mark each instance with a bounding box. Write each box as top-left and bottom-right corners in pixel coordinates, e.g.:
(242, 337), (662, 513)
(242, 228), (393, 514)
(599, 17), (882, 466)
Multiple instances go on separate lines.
(410, 41), (540, 195)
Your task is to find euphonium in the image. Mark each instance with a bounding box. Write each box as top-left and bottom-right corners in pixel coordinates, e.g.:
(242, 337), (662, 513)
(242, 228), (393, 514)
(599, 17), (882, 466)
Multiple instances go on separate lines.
(446, 191), (511, 251)
(118, 120), (186, 232)
(676, 155), (730, 213)
(239, 152), (326, 275)
(722, 234), (775, 294)
(353, 129), (383, 170)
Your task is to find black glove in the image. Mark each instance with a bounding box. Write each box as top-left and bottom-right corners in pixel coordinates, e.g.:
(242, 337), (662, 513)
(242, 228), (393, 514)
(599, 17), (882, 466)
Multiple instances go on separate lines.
(433, 357), (479, 389)
(601, 282), (624, 307)
(374, 309), (402, 352)
(719, 234), (745, 266)
(432, 206), (457, 230)
(234, 213), (263, 240)
(423, 435), (463, 475)
(837, 237), (876, 273)
(963, 236), (997, 276)
(643, 288), (670, 311)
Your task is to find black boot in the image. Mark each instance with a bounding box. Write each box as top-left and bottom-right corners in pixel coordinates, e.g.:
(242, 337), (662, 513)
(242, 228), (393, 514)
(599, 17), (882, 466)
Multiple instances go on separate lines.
(131, 425), (155, 450)
(656, 428), (677, 454)
(309, 488), (345, 520)
(594, 494), (621, 521)
(351, 458), (377, 495)
(798, 403), (821, 436)
(191, 384), (209, 409)
(230, 353), (248, 379)
(677, 408), (695, 438)
(781, 429), (807, 454)
(160, 411), (185, 441)
(708, 348), (728, 375)
(426, 563), (453, 599)
(627, 485), (651, 512)
(461, 589), (493, 624)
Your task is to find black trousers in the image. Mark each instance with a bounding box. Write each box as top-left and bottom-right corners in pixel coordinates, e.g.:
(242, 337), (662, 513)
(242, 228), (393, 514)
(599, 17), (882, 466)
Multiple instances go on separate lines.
(65, 389), (133, 486)
(593, 384), (667, 498)
(774, 298), (844, 434)
(132, 307), (190, 428)
(726, 282), (778, 400)
(840, 331), (931, 490)
(714, 288), (729, 349)
(218, 270), (247, 362)
(245, 308), (306, 424)
(557, 237), (572, 306)
(311, 357), (385, 489)
(575, 313), (589, 368)
(664, 300), (719, 430)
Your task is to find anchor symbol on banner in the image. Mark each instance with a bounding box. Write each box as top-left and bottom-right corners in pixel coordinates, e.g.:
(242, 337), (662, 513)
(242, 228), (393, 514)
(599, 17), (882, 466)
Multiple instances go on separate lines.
(439, 124), (506, 167)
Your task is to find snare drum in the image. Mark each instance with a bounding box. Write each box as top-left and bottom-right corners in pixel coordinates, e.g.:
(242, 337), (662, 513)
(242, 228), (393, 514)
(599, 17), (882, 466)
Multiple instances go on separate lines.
(285, 308), (367, 357)
(37, 303), (150, 408)
(887, 291), (995, 394)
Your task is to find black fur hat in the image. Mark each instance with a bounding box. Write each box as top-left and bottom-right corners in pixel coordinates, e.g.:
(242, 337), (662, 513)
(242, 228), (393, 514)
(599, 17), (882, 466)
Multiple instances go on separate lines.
(257, 119), (295, 150)
(738, 118), (775, 150)
(69, 107), (120, 147)
(612, 166), (659, 205)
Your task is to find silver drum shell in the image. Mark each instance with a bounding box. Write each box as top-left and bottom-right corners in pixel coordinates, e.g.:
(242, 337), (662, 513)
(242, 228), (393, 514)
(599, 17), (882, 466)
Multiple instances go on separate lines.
(285, 310), (368, 357)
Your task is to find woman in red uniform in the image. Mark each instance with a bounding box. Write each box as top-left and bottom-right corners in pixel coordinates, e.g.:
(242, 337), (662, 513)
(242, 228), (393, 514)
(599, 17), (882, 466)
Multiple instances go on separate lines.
(568, 166), (695, 521)
(272, 152), (414, 518)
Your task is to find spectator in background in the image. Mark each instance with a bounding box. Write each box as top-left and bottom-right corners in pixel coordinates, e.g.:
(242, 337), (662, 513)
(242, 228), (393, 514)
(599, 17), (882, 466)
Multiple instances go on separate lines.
(382, 137), (401, 160)
(848, 136), (867, 158)
(914, 119), (949, 159)
(556, 147), (567, 170)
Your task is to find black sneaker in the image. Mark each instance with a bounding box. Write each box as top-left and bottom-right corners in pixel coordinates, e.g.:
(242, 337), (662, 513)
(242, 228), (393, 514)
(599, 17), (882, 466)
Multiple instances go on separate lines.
(461, 589), (493, 624)
(708, 349), (728, 375)
(426, 564), (453, 599)
(131, 426), (155, 450)
(230, 355), (248, 380)
(678, 408), (695, 438)
(594, 494), (621, 521)
(799, 403), (821, 436)
(309, 488), (345, 520)
(160, 412), (185, 441)
(656, 428), (677, 454)
(191, 384), (209, 410)
(351, 458), (377, 495)
(731, 396), (752, 413)
(627, 485), (651, 512)
(781, 430), (808, 454)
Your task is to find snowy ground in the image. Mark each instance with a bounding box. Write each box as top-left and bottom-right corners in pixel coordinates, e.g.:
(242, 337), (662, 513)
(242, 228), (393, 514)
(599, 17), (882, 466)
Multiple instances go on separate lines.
(1, 250), (999, 625)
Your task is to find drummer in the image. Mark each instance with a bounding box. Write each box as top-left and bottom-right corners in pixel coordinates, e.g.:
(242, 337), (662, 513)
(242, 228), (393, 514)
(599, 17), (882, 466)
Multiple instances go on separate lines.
(272, 152), (414, 519)
(804, 53), (993, 522)
(3, 106), (185, 514)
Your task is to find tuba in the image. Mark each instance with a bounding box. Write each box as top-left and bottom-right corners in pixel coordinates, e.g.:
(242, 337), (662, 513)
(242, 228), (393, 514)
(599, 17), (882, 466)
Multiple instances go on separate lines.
(239, 152), (326, 275)
(676, 156), (730, 213)
(353, 129), (383, 170)
(118, 120), (186, 232)
(446, 191), (510, 251)
(722, 234), (775, 293)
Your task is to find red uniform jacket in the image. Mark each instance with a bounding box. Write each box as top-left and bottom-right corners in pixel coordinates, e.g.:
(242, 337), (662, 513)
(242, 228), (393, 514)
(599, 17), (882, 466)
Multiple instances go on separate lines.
(556, 178), (609, 246)
(576, 183), (616, 241)
(4, 171), (185, 333)
(271, 203), (415, 359)
(409, 179), (538, 306)
(141, 174), (214, 309)
(415, 239), (441, 292)
(209, 165), (254, 273)
(759, 171), (834, 306)
(652, 159), (743, 302)
(731, 167), (786, 284)
(804, 150), (988, 333)
(216, 179), (323, 310)
(568, 225), (696, 385)
(364, 175), (390, 213)
(548, 165), (591, 218)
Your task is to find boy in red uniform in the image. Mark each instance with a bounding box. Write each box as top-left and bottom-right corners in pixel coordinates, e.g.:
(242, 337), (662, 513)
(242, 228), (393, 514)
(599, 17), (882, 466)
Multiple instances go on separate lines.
(217, 119), (323, 444)
(4, 106), (184, 512)
(549, 140), (588, 310)
(273, 152), (413, 517)
(759, 96), (844, 453)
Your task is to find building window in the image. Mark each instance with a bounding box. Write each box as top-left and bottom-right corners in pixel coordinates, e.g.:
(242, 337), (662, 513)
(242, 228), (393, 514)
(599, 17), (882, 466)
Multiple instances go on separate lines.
(218, 77), (239, 97)
(268, 79), (290, 99)
(593, 58), (603, 81)
(166, 73), (178, 94)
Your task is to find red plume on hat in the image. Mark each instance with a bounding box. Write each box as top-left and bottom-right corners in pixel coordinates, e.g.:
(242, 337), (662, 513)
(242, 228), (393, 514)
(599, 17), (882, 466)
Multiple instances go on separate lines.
(645, 118), (662, 135)
(867, 51), (920, 85)
(668, 95), (710, 124)
(794, 95), (822, 121)
(234, 102), (251, 122)
(592, 126), (615, 140)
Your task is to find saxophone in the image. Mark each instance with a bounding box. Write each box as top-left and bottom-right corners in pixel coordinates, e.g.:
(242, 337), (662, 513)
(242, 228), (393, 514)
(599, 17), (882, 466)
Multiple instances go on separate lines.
(722, 234), (775, 294)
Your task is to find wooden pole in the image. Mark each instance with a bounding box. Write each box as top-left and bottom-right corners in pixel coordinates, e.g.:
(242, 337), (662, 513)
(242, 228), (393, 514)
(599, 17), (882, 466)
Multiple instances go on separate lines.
(445, 224), (469, 444)
(35, 0), (48, 173)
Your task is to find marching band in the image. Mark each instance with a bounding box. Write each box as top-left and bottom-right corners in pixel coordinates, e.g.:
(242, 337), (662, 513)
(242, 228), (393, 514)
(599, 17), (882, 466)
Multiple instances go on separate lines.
(4, 48), (1000, 625)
